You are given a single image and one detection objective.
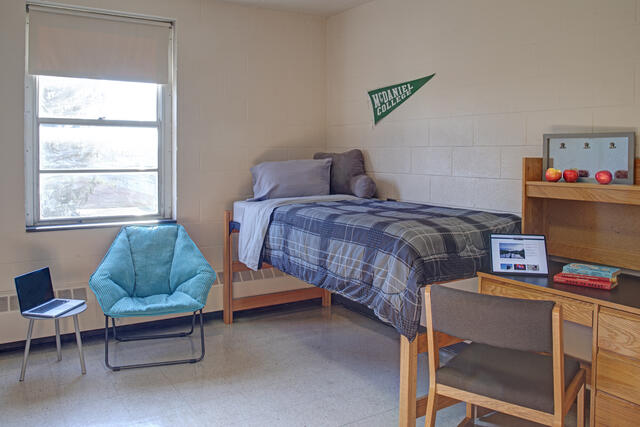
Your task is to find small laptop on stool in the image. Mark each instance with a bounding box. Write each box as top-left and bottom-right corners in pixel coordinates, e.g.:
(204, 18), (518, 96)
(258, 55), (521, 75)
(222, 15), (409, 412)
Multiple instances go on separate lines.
(14, 267), (84, 318)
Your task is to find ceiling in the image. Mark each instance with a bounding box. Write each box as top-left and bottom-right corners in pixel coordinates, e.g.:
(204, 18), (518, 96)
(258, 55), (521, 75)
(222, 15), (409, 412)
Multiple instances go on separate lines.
(219, 0), (373, 16)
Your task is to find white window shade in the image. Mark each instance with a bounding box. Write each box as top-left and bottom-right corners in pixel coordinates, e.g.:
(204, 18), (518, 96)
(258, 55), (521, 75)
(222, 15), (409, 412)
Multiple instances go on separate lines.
(28, 6), (172, 84)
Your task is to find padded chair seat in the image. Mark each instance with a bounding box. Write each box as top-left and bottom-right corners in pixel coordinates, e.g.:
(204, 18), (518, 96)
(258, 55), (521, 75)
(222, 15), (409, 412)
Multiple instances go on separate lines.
(108, 291), (205, 318)
(437, 343), (580, 414)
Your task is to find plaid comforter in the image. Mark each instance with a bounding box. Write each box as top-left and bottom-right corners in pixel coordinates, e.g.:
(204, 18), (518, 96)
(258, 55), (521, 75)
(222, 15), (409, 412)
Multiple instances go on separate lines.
(261, 199), (521, 340)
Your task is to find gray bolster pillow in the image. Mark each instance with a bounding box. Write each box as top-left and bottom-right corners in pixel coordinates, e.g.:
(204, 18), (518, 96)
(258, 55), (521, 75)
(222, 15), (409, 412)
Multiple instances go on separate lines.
(350, 174), (376, 199)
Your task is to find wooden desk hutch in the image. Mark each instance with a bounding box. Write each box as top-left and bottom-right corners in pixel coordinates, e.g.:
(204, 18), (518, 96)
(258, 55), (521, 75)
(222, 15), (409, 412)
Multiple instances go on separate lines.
(478, 158), (640, 426)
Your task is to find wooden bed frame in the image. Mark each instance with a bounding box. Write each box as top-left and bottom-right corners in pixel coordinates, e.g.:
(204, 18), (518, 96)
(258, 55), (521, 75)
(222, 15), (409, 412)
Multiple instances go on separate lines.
(222, 210), (331, 325)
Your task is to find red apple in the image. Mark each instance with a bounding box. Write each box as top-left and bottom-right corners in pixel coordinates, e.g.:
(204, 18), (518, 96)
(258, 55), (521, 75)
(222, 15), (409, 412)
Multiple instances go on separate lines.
(563, 169), (579, 183)
(595, 170), (612, 185)
(545, 168), (562, 182)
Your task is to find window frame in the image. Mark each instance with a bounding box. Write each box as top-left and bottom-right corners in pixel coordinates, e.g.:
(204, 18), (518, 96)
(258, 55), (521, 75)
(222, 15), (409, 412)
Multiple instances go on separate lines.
(24, 14), (175, 230)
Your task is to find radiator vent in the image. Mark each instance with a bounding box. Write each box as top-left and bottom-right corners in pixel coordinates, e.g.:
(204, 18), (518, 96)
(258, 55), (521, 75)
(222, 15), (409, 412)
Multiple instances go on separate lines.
(262, 269), (274, 279)
(10, 296), (19, 311)
(73, 288), (88, 300)
(222, 268), (285, 283)
(58, 289), (73, 299)
(0, 270), (282, 314)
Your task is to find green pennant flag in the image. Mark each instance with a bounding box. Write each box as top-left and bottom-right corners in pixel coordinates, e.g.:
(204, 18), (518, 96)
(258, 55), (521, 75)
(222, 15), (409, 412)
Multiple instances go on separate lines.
(368, 74), (435, 124)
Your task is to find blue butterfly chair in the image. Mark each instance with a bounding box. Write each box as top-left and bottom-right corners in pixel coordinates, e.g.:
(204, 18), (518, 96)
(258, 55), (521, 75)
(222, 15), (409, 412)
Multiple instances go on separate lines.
(89, 225), (216, 371)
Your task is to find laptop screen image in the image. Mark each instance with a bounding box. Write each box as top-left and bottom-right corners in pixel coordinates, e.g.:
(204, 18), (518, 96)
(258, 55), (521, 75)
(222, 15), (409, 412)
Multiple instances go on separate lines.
(489, 234), (549, 276)
(14, 267), (55, 313)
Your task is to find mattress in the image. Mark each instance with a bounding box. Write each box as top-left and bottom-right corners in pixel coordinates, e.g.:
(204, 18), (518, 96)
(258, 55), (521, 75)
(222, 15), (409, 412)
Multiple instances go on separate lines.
(232, 200), (251, 223)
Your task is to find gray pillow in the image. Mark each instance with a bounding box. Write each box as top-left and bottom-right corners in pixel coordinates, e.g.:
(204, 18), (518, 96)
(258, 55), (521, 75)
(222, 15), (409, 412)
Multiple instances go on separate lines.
(250, 158), (332, 200)
(313, 149), (366, 195)
(350, 174), (376, 198)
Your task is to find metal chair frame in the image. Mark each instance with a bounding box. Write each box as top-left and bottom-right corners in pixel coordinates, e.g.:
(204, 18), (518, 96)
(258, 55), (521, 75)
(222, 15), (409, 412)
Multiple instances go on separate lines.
(104, 309), (205, 371)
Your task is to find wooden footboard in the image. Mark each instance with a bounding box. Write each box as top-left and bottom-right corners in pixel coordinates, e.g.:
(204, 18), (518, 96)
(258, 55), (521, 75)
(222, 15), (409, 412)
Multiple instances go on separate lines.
(223, 210), (331, 324)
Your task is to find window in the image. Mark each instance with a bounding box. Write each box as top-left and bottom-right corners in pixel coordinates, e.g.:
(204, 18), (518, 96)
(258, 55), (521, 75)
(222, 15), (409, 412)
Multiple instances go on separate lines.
(25, 5), (174, 229)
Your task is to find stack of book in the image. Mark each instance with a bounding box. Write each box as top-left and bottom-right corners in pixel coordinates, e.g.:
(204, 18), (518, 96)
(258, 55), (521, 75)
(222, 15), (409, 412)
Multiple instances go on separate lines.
(553, 263), (621, 290)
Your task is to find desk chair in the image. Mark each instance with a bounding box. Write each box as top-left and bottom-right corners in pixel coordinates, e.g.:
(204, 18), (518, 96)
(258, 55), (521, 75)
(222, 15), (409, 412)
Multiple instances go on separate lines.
(424, 285), (585, 427)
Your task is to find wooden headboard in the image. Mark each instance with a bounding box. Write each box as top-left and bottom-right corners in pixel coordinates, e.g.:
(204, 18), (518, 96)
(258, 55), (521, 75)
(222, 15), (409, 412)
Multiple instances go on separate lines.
(522, 158), (640, 271)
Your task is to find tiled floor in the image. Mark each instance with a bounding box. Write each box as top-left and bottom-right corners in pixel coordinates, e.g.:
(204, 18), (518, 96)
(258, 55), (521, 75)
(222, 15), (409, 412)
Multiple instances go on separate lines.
(0, 303), (585, 426)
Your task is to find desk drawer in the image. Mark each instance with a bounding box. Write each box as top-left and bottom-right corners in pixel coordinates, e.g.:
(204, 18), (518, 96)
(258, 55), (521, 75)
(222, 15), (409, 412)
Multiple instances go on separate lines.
(598, 308), (640, 360)
(480, 279), (593, 326)
(595, 391), (640, 427)
(597, 350), (640, 405)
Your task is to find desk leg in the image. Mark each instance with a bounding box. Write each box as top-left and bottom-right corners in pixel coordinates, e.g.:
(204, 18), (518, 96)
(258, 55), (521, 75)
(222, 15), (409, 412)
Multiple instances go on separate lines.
(54, 319), (62, 361)
(19, 319), (34, 382)
(399, 335), (418, 427)
(73, 315), (86, 375)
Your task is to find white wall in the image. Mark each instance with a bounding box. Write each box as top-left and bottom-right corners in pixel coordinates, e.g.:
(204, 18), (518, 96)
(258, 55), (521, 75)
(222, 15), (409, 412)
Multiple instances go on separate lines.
(327, 0), (640, 213)
(0, 0), (326, 343)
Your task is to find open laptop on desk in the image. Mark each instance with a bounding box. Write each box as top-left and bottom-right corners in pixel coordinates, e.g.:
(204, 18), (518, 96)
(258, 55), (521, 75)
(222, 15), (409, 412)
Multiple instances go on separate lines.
(489, 234), (549, 276)
(14, 267), (84, 318)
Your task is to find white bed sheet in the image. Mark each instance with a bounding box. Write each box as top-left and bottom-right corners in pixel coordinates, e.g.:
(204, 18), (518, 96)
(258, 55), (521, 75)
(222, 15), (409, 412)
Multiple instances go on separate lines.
(232, 200), (251, 223)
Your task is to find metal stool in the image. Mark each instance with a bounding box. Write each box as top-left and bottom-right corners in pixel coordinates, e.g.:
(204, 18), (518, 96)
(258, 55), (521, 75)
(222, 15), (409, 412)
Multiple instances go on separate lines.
(20, 303), (87, 381)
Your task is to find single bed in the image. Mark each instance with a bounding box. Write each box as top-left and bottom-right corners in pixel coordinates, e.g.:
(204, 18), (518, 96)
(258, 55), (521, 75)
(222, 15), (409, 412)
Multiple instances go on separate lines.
(225, 197), (520, 340)
(223, 196), (521, 426)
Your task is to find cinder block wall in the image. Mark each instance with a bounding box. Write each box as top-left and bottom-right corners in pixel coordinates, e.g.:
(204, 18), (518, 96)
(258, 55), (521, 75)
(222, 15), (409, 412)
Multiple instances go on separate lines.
(327, 0), (640, 214)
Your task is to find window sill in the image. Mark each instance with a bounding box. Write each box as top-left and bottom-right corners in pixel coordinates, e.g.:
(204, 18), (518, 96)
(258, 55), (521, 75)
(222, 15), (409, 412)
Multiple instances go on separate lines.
(26, 218), (176, 232)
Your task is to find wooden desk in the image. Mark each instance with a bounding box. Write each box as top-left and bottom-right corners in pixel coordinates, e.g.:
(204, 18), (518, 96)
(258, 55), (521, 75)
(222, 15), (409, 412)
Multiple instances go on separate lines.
(478, 265), (640, 427)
